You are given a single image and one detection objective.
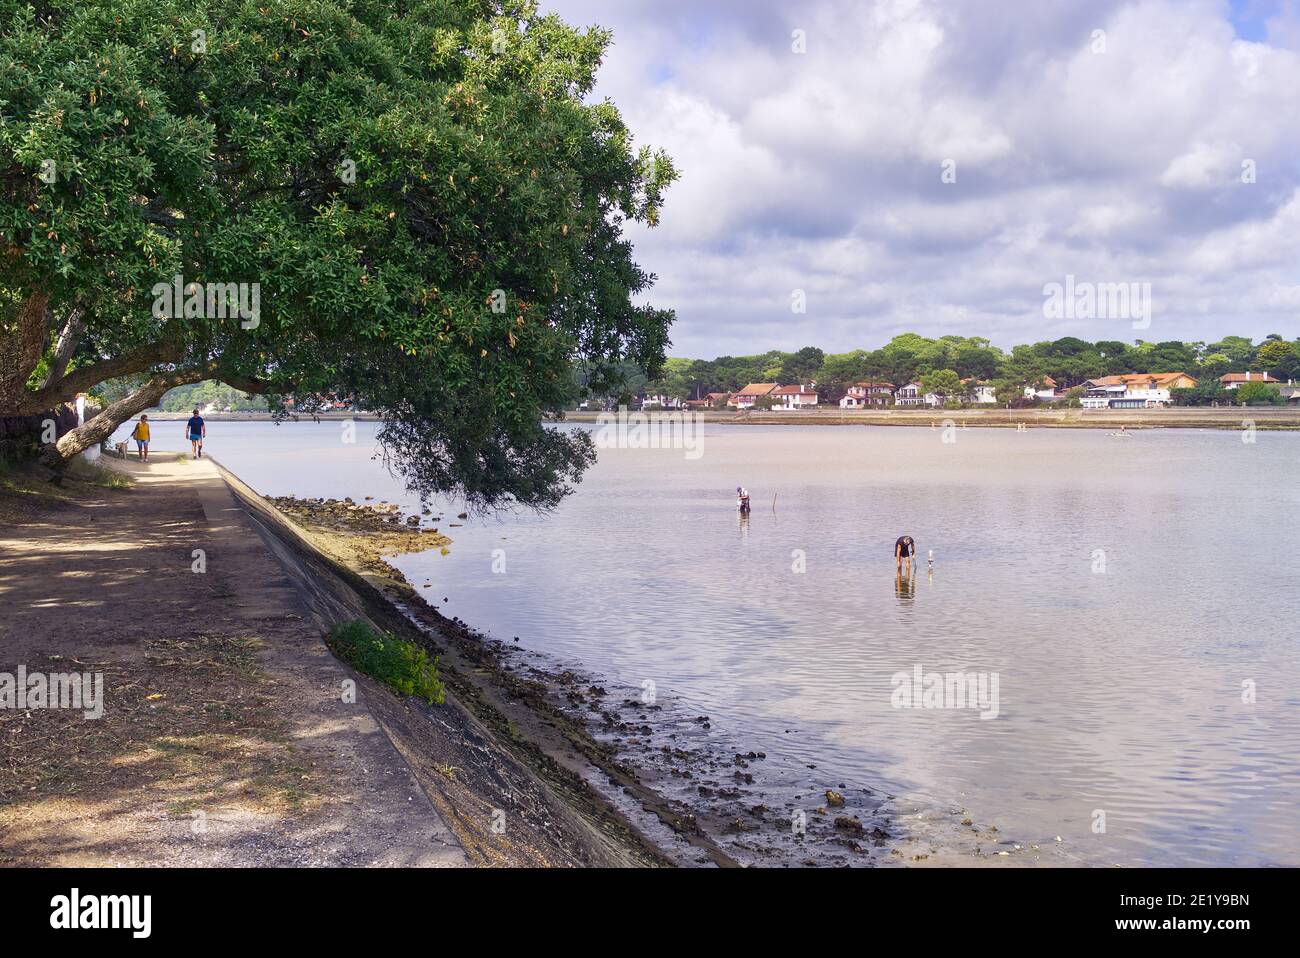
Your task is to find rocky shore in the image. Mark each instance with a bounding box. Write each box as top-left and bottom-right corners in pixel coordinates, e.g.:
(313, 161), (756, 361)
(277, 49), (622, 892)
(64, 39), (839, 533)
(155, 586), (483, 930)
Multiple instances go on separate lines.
(256, 491), (1037, 867)
(261, 495), (452, 579)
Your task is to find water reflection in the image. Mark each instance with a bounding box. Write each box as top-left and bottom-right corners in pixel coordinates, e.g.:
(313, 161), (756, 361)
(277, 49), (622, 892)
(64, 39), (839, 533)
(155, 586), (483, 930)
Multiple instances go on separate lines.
(895, 569), (916, 605)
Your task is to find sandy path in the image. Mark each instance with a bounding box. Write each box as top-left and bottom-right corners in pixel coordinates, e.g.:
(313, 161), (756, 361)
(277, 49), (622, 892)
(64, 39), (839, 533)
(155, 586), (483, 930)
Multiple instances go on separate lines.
(0, 455), (467, 866)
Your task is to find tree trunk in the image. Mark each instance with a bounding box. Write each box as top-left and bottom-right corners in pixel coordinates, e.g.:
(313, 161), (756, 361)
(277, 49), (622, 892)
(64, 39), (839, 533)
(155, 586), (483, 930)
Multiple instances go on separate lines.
(0, 289), (51, 413)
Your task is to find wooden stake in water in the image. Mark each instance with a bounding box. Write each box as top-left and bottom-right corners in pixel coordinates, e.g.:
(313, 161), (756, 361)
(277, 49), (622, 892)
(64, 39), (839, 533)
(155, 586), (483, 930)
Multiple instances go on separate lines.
(772, 492), (778, 513)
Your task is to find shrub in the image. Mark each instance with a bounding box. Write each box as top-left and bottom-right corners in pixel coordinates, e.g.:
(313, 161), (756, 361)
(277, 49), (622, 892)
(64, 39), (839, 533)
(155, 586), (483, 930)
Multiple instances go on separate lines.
(326, 619), (446, 704)
(1235, 382), (1283, 406)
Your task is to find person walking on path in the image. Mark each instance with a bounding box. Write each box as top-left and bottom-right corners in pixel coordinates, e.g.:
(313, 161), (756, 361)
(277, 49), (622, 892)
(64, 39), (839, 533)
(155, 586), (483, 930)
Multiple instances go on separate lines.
(186, 408), (206, 459)
(130, 414), (151, 461)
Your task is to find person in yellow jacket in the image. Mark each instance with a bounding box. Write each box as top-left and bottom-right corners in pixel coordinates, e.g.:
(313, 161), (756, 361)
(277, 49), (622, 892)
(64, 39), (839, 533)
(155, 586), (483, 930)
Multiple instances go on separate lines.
(130, 414), (151, 461)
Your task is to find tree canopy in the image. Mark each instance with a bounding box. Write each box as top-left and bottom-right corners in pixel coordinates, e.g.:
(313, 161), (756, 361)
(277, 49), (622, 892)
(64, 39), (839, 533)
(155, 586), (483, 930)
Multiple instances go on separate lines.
(595, 333), (1299, 405)
(1, 0), (675, 507)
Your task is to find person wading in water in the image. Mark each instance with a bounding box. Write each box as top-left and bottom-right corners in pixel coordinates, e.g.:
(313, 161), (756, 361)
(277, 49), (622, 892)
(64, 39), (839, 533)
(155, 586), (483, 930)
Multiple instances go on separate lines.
(736, 485), (751, 514)
(895, 534), (916, 574)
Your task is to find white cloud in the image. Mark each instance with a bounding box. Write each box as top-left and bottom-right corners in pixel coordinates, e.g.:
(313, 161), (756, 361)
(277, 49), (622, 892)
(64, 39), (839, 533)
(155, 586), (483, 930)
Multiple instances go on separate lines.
(546, 0), (1300, 355)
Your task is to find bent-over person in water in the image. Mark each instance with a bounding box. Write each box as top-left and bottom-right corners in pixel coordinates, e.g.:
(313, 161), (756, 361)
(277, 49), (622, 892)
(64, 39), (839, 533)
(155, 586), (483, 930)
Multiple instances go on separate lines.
(895, 534), (916, 574)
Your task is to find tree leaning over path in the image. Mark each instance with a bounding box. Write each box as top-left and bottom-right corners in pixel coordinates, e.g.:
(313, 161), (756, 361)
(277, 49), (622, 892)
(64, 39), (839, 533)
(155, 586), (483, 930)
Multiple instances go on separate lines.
(0, 0), (675, 507)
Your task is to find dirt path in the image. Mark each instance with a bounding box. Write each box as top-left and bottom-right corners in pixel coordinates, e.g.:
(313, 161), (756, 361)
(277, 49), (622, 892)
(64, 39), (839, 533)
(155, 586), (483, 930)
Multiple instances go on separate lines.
(0, 455), (467, 866)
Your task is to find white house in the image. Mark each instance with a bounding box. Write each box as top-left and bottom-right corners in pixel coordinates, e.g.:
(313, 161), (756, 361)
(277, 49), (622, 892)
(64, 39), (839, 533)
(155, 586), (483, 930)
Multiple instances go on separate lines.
(1080, 372), (1195, 409)
(963, 379), (997, 404)
(894, 382), (924, 406)
(772, 384), (819, 409)
(895, 382), (942, 407)
(1220, 371), (1279, 391)
(1022, 376), (1059, 401)
(640, 394), (682, 409)
(839, 382), (892, 408)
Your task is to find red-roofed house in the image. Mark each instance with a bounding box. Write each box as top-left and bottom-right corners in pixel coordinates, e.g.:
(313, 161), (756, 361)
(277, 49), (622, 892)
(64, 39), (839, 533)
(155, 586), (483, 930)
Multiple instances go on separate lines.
(772, 384), (819, 409)
(1081, 372), (1196, 408)
(839, 382), (894, 408)
(1220, 371), (1279, 390)
(1023, 376), (1059, 401)
(728, 384), (779, 409)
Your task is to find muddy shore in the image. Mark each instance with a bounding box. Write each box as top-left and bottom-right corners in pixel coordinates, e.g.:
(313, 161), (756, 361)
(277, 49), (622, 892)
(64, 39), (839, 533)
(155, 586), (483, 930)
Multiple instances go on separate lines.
(249, 484), (1041, 867)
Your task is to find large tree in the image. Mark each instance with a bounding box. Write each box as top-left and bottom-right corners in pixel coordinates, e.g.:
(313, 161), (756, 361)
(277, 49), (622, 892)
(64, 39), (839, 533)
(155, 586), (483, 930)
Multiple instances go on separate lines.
(1, 0), (675, 507)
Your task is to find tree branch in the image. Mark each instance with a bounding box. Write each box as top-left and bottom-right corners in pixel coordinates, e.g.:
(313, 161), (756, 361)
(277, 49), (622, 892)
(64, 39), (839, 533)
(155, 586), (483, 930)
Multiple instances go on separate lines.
(40, 365), (212, 470)
(19, 336), (185, 415)
(216, 371), (280, 395)
(39, 306), (85, 388)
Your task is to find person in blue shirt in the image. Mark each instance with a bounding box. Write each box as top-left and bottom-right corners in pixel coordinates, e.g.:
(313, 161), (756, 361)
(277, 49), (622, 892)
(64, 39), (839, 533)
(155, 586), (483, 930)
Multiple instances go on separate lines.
(185, 408), (206, 459)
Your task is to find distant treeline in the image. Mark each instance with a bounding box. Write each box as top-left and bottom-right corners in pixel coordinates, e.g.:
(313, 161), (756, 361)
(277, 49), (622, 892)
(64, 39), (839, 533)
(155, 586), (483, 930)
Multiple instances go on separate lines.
(93, 378), (270, 413)
(581, 333), (1300, 405)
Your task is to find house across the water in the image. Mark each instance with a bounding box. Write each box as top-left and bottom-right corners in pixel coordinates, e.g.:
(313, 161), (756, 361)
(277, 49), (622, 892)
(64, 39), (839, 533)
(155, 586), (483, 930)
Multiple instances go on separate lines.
(772, 384), (819, 409)
(1220, 371), (1279, 390)
(839, 382), (894, 408)
(1080, 372), (1196, 409)
(895, 382), (942, 407)
(963, 379), (998, 404)
(640, 393), (683, 409)
(1023, 376), (1059, 401)
(728, 383), (779, 409)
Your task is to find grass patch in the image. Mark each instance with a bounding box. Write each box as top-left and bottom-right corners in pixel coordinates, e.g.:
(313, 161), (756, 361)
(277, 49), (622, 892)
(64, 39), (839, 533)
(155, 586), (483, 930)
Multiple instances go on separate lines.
(67, 459), (134, 489)
(325, 619), (446, 705)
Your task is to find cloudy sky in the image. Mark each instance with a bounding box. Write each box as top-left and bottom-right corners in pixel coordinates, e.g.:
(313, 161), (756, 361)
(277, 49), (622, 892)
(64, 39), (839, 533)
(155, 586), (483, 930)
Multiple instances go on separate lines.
(543, 0), (1300, 358)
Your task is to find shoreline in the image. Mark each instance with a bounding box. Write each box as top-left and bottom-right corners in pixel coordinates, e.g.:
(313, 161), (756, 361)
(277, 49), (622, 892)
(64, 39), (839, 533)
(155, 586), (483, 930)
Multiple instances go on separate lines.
(1, 452), (1043, 867)
(141, 411), (378, 422)
(239, 485), (1032, 867)
(210, 460), (681, 867)
(562, 406), (1300, 429)
(135, 407), (1300, 429)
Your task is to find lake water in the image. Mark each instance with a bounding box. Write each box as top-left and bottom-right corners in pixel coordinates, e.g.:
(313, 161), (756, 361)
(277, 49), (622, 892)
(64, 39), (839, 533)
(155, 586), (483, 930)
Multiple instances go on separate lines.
(118, 418), (1300, 866)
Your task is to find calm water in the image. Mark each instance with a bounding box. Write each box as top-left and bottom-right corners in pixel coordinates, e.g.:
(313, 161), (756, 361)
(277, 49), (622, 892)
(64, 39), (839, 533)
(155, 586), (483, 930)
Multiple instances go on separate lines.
(121, 419), (1300, 865)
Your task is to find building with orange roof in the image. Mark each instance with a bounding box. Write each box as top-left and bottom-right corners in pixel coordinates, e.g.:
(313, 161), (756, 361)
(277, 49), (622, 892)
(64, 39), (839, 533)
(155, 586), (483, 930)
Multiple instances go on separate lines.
(1080, 372), (1196, 408)
(727, 383), (779, 409)
(771, 384), (819, 409)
